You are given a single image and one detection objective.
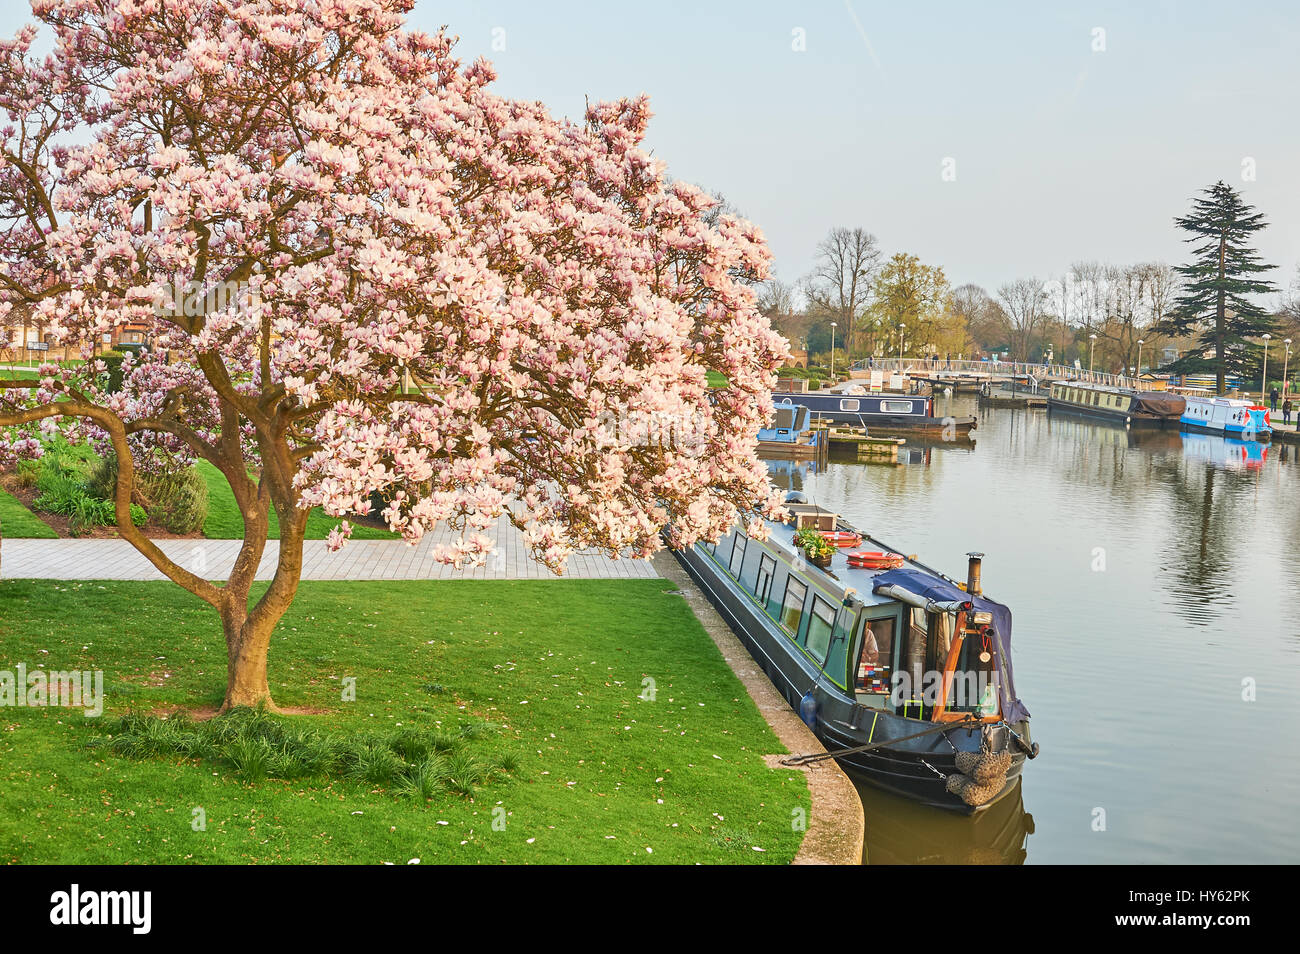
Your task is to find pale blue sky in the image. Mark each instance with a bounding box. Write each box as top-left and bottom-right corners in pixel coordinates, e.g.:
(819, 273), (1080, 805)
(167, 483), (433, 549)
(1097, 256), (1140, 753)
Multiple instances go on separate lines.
(5, 1), (1298, 295)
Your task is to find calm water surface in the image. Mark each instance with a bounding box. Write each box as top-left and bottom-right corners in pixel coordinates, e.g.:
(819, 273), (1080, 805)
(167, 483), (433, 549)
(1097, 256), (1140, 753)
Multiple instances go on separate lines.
(768, 395), (1300, 864)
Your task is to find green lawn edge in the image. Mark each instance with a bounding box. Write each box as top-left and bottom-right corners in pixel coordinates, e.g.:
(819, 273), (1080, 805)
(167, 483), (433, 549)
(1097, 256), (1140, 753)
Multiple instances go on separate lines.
(196, 460), (396, 541)
(0, 487), (58, 539)
(0, 578), (808, 864)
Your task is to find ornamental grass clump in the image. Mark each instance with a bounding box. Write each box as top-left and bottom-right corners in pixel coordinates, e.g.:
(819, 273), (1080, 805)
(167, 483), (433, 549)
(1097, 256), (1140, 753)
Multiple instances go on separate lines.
(89, 708), (515, 801)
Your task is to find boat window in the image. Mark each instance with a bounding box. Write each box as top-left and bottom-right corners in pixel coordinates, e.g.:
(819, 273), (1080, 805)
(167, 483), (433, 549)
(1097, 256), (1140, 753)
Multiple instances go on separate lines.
(755, 554), (777, 605)
(729, 533), (747, 577)
(854, 616), (895, 704)
(780, 577), (808, 634)
(805, 595), (836, 663)
(927, 610), (955, 673)
(882, 400), (913, 413)
(839, 399), (860, 411)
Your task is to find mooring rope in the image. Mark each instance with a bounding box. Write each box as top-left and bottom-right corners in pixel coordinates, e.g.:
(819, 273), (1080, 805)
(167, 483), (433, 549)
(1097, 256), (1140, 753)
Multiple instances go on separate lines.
(785, 713), (1020, 808)
(780, 714), (979, 766)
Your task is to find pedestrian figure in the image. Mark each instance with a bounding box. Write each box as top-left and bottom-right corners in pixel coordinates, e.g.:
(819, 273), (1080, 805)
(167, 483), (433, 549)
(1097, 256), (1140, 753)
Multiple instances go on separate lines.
(1269, 386), (1279, 412)
(1284, 397), (1293, 427)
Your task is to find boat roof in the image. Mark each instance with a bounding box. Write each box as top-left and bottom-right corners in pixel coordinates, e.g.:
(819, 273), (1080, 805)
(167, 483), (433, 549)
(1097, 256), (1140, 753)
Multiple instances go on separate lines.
(1183, 394), (1262, 408)
(1052, 381), (1146, 396)
(741, 508), (1031, 724)
(763, 513), (965, 608)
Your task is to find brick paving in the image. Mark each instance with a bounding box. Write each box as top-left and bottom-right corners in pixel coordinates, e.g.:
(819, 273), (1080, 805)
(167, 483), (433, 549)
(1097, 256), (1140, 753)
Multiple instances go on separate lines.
(0, 513), (659, 581)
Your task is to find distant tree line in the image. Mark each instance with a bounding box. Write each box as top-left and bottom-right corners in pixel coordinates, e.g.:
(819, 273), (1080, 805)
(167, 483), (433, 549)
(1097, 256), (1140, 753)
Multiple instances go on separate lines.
(757, 180), (1293, 393)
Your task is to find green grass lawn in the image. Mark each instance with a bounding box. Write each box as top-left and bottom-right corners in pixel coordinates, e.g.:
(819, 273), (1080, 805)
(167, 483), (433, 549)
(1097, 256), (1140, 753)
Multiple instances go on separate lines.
(0, 578), (808, 864)
(196, 460), (396, 540)
(0, 488), (57, 539)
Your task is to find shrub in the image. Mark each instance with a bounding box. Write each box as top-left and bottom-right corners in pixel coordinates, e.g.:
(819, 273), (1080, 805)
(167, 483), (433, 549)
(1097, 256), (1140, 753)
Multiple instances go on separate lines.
(98, 351), (127, 393)
(13, 458), (40, 489)
(87, 456), (209, 534)
(33, 469), (147, 534)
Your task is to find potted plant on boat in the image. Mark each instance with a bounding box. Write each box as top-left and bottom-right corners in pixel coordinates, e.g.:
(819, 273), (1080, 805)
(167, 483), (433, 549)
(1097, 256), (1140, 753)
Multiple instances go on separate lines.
(794, 527), (836, 568)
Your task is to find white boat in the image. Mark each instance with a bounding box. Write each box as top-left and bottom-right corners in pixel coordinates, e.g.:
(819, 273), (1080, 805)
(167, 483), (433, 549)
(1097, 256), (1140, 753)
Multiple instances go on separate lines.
(1179, 393), (1270, 439)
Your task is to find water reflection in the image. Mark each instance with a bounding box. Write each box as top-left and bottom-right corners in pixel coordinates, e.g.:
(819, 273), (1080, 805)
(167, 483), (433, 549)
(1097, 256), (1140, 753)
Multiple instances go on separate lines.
(769, 397), (1300, 863)
(856, 776), (1034, 865)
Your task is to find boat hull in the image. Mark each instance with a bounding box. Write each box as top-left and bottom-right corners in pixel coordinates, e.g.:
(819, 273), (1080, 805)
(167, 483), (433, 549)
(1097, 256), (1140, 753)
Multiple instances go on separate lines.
(820, 720), (1026, 814)
(673, 544), (1028, 814)
(1046, 399), (1173, 427)
(1180, 419), (1272, 439)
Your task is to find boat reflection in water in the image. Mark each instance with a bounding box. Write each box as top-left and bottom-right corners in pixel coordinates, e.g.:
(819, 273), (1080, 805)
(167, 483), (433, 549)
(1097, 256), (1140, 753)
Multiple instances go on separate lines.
(763, 458), (820, 494)
(1180, 431), (1268, 471)
(856, 775), (1034, 865)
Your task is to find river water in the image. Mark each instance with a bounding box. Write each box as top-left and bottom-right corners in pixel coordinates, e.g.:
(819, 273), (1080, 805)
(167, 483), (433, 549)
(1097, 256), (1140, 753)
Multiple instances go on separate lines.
(766, 395), (1300, 864)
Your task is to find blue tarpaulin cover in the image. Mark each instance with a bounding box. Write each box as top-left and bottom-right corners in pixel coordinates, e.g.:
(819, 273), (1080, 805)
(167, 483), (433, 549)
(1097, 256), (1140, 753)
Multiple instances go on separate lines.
(871, 568), (1030, 723)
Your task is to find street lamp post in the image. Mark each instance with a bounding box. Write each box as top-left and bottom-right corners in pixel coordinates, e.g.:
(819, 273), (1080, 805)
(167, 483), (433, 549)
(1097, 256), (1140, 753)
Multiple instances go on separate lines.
(1261, 333), (1271, 403)
(1088, 333), (1097, 376)
(1284, 339), (1292, 397)
(1136, 339), (1144, 386)
(830, 321), (837, 381)
(898, 322), (906, 364)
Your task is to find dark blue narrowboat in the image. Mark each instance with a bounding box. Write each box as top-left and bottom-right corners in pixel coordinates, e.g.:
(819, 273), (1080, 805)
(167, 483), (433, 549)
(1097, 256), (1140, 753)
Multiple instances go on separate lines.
(772, 389), (976, 437)
(674, 498), (1035, 813)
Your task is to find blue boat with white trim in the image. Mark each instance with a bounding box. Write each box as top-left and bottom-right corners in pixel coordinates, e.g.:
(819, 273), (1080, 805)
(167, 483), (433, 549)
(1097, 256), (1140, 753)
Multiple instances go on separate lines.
(1179, 393), (1271, 439)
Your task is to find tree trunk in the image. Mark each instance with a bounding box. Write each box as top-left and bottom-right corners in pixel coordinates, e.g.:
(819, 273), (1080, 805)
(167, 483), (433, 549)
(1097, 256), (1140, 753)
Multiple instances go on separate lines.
(1216, 237), (1226, 395)
(217, 476), (307, 713)
(221, 603), (278, 711)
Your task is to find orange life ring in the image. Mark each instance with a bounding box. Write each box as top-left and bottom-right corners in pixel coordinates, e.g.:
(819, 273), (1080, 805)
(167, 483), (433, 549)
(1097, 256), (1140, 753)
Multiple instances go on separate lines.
(822, 531), (863, 547)
(846, 550), (904, 568)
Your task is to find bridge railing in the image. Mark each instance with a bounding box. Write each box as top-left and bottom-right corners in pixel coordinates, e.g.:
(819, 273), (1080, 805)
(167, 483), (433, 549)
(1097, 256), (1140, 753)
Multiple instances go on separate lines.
(846, 357), (1153, 391)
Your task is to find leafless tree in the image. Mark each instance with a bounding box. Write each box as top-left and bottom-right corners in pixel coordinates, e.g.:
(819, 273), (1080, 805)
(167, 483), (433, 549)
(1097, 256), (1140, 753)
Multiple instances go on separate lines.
(801, 227), (881, 359)
(996, 278), (1050, 361)
(1092, 263), (1178, 374)
(951, 284), (1007, 356)
(758, 278), (796, 318)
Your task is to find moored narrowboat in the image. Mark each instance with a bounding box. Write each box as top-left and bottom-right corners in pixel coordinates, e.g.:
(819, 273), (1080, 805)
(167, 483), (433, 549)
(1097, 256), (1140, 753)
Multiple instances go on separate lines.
(756, 399), (824, 459)
(674, 497), (1036, 813)
(772, 389), (976, 437)
(1047, 382), (1185, 427)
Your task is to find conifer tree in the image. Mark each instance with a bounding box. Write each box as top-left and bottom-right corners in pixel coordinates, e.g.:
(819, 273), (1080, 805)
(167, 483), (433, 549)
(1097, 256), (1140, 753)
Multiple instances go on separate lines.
(1156, 181), (1276, 393)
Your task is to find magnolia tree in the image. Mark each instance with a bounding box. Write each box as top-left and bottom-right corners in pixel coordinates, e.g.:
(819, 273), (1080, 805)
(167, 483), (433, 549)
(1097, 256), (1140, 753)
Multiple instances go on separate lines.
(0, 0), (787, 711)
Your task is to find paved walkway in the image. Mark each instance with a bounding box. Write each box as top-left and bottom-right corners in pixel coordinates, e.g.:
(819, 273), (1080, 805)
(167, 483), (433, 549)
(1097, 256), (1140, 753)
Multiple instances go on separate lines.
(0, 514), (659, 582)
